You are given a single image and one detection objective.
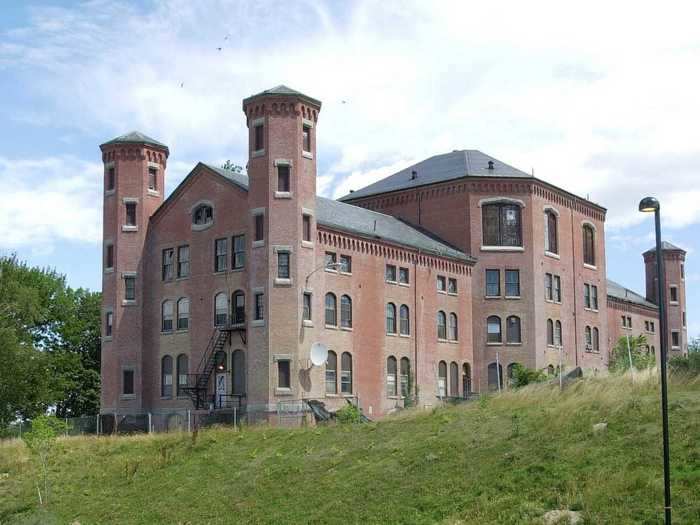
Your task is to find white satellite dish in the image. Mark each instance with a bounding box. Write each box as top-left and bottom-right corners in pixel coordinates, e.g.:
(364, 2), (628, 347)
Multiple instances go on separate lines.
(310, 342), (329, 367)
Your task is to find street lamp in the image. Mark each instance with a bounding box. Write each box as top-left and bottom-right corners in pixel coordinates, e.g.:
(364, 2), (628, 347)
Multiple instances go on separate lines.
(639, 196), (672, 525)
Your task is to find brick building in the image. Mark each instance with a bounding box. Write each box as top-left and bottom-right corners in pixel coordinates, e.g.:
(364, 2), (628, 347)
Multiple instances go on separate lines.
(100, 85), (688, 420)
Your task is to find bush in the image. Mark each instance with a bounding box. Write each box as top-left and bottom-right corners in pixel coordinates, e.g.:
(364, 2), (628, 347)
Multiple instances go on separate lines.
(509, 364), (546, 388)
(335, 404), (362, 424)
(669, 353), (700, 376)
(609, 335), (655, 373)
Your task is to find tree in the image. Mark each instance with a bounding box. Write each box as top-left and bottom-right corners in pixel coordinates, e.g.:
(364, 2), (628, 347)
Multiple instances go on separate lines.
(22, 415), (68, 506)
(609, 334), (655, 373)
(221, 160), (244, 173)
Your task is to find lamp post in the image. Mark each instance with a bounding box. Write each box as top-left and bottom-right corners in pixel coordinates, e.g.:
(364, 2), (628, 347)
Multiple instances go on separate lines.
(639, 196), (672, 525)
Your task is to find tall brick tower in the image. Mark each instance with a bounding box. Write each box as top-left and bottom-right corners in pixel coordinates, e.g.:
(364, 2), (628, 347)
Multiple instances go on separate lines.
(241, 86), (321, 410)
(99, 131), (169, 413)
(644, 241), (688, 356)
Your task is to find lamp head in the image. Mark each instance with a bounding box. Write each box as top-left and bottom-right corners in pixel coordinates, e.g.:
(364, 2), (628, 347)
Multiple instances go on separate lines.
(639, 196), (659, 213)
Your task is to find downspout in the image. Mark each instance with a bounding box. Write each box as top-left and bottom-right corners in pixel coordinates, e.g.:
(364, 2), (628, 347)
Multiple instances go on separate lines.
(570, 207), (579, 367)
(413, 250), (420, 406)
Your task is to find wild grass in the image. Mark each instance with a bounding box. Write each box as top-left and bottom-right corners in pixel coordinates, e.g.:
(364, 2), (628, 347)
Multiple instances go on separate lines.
(1, 372), (698, 524)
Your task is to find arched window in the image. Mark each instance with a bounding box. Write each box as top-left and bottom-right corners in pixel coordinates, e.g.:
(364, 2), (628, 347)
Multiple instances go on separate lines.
(482, 202), (522, 247)
(325, 350), (337, 394)
(487, 362), (503, 391)
(585, 326), (592, 349)
(507, 362), (520, 384)
(161, 355), (173, 398)
(386, 303), (397, 334)
(176, 354), (188, 396)
(232, 291), (245, 325)
(387, 356), (397, 396)
(341, 352), (353, 394)
(448, 313), (458, 341)
(231, 350), (245, 395)
(192, 203), (213, 225)
(162, 300), (174, 332)
(400, 357), (411, 397)
(325, 293), (337, 326)
(438, 361), (447, 398)
(437, 311), (447, 340)
(462, 363), (472, 396)
(593, 327), (599, 352)
(487, 315), (502, 343)
(583, 224), (595, 266)
(450, 362), (459, 397)
(547, 319), (554, 346)
(555, 320), (562, 346)
(545, 210), (558, 254)
(177, 298), (189, 330)
(399, 305), (410, 335)
(547, 364), (555, 376)
(214, 293), (228, 326)
(506, 316), (521, 343)
(214, 350), (227, 372)
(340, 295), (352, 328)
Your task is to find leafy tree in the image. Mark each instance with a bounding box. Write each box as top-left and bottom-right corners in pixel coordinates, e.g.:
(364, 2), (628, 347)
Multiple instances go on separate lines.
(22, 415), (68, 506)
(609, 334), (655, 373)
(509, 364), (546, 388)
(221, 160), (244, 173)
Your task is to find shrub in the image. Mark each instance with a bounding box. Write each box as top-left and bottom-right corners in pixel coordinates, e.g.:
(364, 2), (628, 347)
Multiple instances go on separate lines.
(609, 335), (655, 373)
(669, 353), (700, 376)
(22, 415), (68, 506)
(335, 404), (362, 424)
(509, 364), (546, 388)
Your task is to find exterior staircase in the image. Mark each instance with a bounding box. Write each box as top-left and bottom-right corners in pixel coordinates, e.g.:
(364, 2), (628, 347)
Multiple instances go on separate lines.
(182, 328), (233, 409)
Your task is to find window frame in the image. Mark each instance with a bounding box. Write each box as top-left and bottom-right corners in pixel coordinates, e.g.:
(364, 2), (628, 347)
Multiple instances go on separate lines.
(486, 269), (501, 297)
(214, 238), (228, 272)
(177, 297), (189, 330)
(340, 352), (353, 394)
(506, 315), (521, 344)
(487, 315), (502, 344)
(162, 248), (174, 281)
(583, 224), (596, 266)
(232, 234), (246, 269)
(386, 303), (397, 334)
(161, 355), (173, 398)
(386, 356), (398, 397)
(339, 255), (352, 274)
(340, 295), (352, 328)
(277, 251), (290, 280)
(325, 293), (337, 327)
(545, 209), (558, 255)
(482, 202), (523, 247)
(277, 164), (291, 193)
(399, 304), (410, 336)
(177, 245), (190, 278)
(437, 310), (447, 340)
(399, 267), (410, 285)
(505, 269), (520, 298)
(448, 312), (459, 341)
(325, 350), (338, 394)
(385, 264), (397, 283)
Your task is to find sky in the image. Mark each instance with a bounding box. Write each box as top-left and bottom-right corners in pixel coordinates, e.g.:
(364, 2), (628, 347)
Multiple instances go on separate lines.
(0, 0), (698, 337)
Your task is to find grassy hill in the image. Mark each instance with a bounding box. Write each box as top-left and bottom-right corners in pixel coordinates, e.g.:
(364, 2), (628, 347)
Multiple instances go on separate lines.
(1, 373), (699, 525)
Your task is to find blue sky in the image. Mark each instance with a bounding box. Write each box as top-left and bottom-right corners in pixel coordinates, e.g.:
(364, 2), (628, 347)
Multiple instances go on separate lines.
(1, 0), (698, 337)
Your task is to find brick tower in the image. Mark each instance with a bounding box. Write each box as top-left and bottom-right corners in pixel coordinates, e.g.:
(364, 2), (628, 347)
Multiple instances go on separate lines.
(241, 86), (321, 411)
(99, 131), (169, 412)
(644, 241), (688, 356)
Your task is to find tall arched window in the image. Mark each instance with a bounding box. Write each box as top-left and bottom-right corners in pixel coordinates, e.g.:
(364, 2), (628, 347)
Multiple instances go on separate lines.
(177, 298), (189, 330)
(448, 313), (458, 341)
(450, 362), (459, 397)
(545, 210), (558, 254)
(325, 293), (337, 326)
(547, 319), (554, 346)
(386, 303), (397, 334)
(176, 354), (188, 397)
(341, 352), (353, 394)
(437, 311), (447, 340)
(487, 315), (502, 343)
(462, 363), (472, 396)
(162, 300), (174, 332)
(592, 327), (600, 352)
(340, 295), (352, 328)
(325, 350), (337, 394)
(387, 356), (397, 396)
(482, 202), (522, 247)
(585, 326), (592, 349)
(231, 350), (245, 395)
(506, 316), (521, 343)
(232, 291), (245, 324)
(400, 357), (411, 397)
(555, 320), (562, 346)
(214, 293), (228, 326)
(438, 361), (448, 397)
(583, 224), (595, 266)
(399, 305), (410, 335)
(161, 355), (173, 398)
(487, 362), (503, 391)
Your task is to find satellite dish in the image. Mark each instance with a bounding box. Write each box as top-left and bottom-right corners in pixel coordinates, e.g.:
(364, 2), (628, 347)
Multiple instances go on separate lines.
(310, 342), (329, 367)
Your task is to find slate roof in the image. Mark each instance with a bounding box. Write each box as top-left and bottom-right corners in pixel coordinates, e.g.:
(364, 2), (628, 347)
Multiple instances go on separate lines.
(203, 164), (472, 262)
(339, 150), (532, 201)
(242, 85), (322, 107)
(643, 241), (686, 255)
(606, 279), (658, 309)
(101, 131), (169, 152)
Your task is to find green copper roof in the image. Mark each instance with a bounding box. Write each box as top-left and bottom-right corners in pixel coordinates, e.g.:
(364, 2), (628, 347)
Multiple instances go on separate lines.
(242, 85), (321, 108)
(100, 131), (169, 153)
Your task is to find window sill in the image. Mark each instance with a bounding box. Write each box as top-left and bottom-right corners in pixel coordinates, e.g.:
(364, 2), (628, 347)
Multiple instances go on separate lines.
(481, 246), (524, 252)
(147, 190), (160, 197)
(583, 263), (597, 271)
(103, 336), (113, 342)
(545, 251), (560, 260)
(669, 301), (679, 306)
(386, 332), (397, 337)
(250, 319), (265, 327)
(252, 240), (265, 249)
(301, 240), (314, 249)
(104, 267), (114, 274)
(339, 271), (352, 277)
(160, 396), (173, 401)
(275, 388), (293, 396)
(325, 325), (338, 330)
(399, 334), (411, 338)
(191, 222), (214, 232)
(340, 326), (353, 332)
(486, 342), (503, 346)
(505, 295), (521, 300)
(448, 340), (459, 345)
(506, 342), (522, 346)
(122, 225), (138, 232)
(122, 300), (137, 306)
(437, 338), (449, 343)
(274, 278), (292, 287)
(120, 394), (136, 400)
(484, 295), (501, 300)
(302, 151), (313, 159)
(160, 330), (174, 335)
(176, 329), (189, 334)
(302, 320), (313, 328)
(104, 189), (115, 197)
(437, 290), (447, 295)
(385, 280), (397, 285)
(274, 191), (292, 199)
(448, 292), (458, 297)
(252, 149), (265, 158)
(176, 275), (191, 281)
(671, 347), (681, 351)
(398, 282), (410, 287)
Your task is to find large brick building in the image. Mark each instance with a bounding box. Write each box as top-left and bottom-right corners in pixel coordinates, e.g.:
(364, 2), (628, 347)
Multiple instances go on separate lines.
(100, 85), (688, 420)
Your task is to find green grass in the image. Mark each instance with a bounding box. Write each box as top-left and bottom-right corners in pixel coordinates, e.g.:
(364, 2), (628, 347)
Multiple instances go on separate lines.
(1, 372), (699, 524)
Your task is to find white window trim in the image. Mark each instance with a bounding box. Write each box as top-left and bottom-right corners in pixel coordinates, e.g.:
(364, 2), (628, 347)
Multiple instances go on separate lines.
(478, 197), (526, 208)
(302, 151), (313, 159)
(545, 251), (561, 260)
(302, 118), (314, 129)
(543, 205), (560, 216)
(147, 161), (160, 169)
(583, 263), (597, 271)
(274, 159), (292, 167)
(481, 246), (525, 252)
(581, 220), (598, 232)
(274, 191), (292, 199)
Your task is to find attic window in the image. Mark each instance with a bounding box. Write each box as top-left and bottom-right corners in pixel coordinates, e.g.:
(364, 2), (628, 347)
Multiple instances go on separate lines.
(193, 204), (213, 226)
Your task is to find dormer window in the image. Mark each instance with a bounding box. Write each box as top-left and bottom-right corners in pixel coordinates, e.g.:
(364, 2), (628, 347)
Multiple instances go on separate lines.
(193, 204), (213, 226)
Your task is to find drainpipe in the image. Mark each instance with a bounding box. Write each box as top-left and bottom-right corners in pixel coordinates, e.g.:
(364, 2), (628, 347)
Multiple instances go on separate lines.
(570, 207), (579, 367)
(413, 250), (420, 406)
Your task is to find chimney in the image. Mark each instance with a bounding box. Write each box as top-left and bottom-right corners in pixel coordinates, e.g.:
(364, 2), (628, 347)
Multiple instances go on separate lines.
(411, 170), (417, 180)
(487, 160), (494, 170)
